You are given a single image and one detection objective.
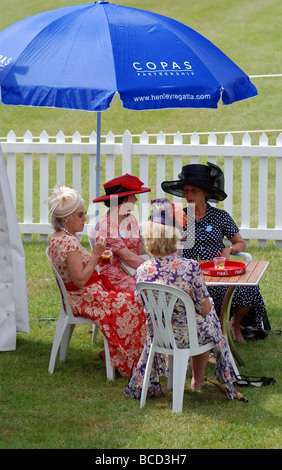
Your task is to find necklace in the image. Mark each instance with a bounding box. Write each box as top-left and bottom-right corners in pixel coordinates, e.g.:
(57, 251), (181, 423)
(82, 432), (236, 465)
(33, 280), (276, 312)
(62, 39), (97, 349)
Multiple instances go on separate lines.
(60, 225), (78, 238)
(195, 204), (207, 221)
(195, 211), (206, 221)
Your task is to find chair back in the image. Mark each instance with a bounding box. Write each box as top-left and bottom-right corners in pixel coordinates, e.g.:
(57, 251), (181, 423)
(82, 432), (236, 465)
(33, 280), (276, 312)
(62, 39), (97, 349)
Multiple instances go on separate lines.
(234, 251), (252, 261)
(136, 282), (202, 353)
(46, 247), (77, 321)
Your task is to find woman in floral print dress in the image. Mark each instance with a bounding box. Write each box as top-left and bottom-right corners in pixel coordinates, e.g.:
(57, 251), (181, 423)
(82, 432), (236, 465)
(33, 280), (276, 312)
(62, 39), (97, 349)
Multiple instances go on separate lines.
(125, 199), (239, 400)
(46, 185), (146, 377)
(92, 174), (151, 292)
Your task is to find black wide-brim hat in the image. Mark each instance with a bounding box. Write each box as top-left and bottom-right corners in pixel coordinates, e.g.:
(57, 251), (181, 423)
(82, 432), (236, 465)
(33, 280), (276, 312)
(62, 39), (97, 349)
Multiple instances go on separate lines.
(161, 162), (227, 202)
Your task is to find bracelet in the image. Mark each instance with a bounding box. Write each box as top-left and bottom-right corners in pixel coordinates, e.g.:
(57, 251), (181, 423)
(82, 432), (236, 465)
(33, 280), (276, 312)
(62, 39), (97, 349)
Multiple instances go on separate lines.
(229, 245), (234, 254)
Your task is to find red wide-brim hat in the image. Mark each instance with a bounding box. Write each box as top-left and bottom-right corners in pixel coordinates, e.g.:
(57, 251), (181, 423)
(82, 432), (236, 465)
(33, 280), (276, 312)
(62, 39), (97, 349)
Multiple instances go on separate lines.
(93, 173), (151, 203)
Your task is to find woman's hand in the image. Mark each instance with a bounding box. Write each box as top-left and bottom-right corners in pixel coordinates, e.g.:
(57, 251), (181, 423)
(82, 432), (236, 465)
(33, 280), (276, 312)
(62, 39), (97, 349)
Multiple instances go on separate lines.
(224, 232), (246, 260)
(92, 236), (107, 258)
(201, 297), (212, 316)
(221, 246), (233, 261)
(67, 236), (107, 289)
(117, 247), (147, 269)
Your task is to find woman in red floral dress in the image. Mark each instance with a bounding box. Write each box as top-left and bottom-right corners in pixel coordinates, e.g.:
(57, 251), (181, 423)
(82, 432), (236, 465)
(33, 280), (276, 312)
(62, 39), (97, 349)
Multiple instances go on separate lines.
(46, 185), (147, 377)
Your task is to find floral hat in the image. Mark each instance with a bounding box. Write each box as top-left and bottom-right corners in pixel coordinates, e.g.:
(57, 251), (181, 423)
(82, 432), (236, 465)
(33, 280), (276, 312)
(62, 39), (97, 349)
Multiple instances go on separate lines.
(149, 198), (187, 228)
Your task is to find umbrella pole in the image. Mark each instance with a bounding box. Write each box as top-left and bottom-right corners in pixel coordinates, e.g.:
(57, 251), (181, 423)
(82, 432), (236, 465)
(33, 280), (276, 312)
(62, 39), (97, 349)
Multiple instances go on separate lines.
(96, 111), (102, 199)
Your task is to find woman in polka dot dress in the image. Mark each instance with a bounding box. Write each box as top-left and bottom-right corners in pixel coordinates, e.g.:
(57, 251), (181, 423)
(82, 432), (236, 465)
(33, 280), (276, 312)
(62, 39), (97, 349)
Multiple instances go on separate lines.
(161, 162), (268, 343)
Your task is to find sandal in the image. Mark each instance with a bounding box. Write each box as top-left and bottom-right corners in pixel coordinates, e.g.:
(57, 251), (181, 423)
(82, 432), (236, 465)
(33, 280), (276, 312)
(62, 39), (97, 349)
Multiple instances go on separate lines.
(242, 327), (268, 340)
(242, 327), (256, 341)
(265, 329), (281, 335)
(235, 374), (276, 387)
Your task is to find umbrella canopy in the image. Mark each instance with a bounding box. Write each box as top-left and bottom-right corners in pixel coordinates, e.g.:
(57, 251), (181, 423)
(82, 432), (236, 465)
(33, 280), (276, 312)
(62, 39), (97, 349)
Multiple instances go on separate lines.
(0, 1), (257, 111)
(0, 1), (257, 196)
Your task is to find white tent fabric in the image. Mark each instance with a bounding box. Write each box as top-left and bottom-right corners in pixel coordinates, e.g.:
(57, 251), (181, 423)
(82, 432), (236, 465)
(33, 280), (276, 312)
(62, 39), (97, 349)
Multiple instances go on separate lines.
(0, 146), (29, 350)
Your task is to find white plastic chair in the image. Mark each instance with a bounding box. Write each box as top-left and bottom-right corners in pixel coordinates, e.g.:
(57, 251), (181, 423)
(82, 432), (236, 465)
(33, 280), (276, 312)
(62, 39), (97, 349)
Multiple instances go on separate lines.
(136, 282), (217, 413)
(46, 247), (115, 380)
(233, 251), (252, 262)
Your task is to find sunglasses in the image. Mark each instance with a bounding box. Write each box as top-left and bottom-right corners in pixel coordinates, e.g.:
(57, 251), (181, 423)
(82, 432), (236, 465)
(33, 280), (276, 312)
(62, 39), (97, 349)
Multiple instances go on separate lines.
(74, 211), (87, 218)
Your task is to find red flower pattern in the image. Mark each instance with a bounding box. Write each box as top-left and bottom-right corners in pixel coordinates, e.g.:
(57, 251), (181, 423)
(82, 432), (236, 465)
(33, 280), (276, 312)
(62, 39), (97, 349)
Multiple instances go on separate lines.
(49, 235), (146, 376)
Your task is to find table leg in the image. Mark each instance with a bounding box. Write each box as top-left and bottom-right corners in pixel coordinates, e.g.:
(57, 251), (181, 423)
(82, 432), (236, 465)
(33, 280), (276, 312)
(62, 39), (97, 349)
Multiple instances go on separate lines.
(221, 286), (245, 367)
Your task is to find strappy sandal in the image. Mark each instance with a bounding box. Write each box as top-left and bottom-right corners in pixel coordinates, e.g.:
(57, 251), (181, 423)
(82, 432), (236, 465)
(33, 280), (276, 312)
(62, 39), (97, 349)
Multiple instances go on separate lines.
(266, 329), (281, 335)
(242, 327), (268, 340)
(242, 327), (281, 341)
(235, 374), (276, 387)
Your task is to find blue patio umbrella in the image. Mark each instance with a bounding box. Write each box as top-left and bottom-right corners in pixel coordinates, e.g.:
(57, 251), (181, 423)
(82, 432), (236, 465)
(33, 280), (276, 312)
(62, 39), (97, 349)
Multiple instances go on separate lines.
(0, 1), (257, 197)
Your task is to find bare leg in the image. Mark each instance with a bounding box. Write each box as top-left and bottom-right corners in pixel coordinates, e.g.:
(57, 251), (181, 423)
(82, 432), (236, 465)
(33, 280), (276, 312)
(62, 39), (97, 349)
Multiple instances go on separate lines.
(191, 350), (210, 390)
(230, 307), (251, 342)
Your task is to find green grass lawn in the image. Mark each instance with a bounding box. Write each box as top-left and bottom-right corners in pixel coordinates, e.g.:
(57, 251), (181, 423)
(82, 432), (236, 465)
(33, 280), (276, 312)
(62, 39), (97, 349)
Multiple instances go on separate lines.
(0, 240), (281, 449)
(0, 0), (281, 450)
(0, 0), (281, 139)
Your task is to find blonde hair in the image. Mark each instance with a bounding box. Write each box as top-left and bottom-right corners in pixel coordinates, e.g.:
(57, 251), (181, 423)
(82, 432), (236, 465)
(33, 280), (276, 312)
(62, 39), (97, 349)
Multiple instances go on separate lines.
(142, 220), (181, 256)
(45, 184), (84, 231)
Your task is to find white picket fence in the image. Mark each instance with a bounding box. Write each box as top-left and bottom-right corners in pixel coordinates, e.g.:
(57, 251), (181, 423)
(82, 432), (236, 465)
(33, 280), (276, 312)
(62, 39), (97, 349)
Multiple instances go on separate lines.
(1, 129), (282, 246)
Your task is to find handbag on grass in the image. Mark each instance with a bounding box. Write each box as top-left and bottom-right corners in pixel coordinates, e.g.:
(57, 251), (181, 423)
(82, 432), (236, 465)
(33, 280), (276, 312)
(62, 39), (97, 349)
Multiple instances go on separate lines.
(120, 254), (150, 276)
